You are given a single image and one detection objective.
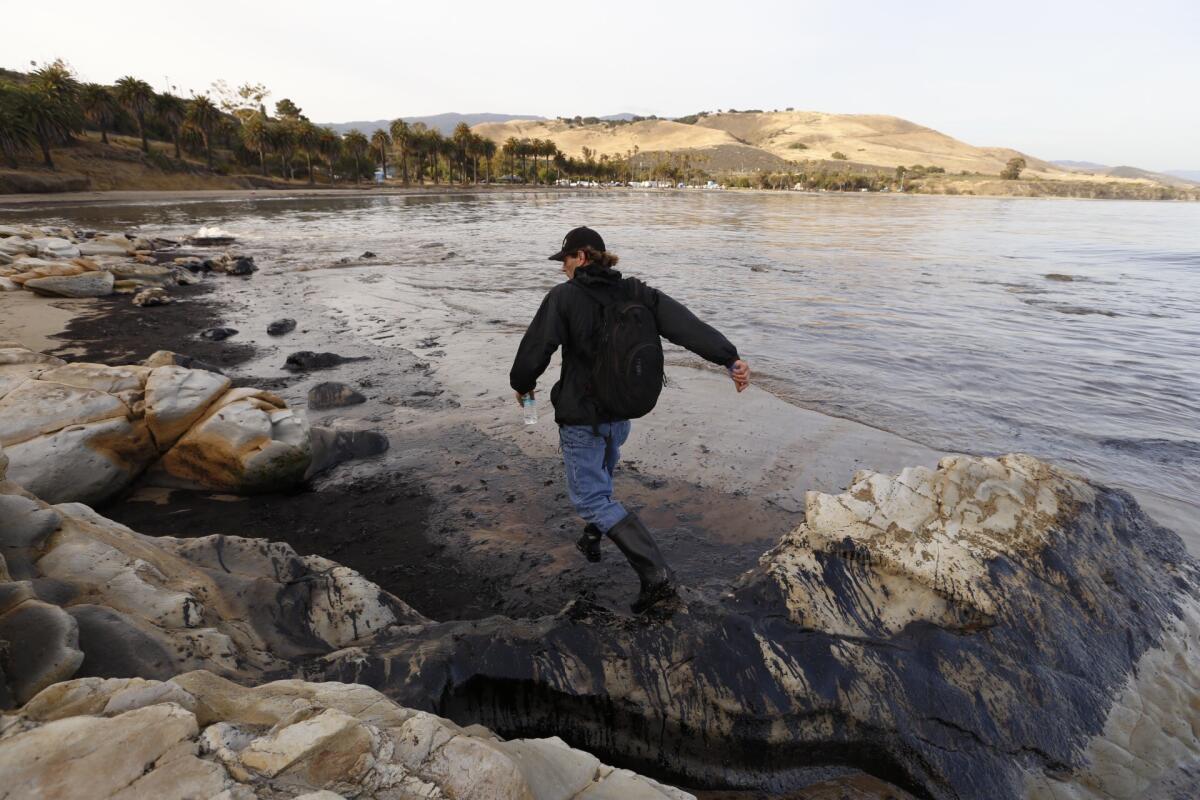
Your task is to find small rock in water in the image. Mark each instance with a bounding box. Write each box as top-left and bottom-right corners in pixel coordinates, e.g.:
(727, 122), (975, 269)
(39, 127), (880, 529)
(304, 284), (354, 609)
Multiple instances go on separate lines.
(172, 268), (203, 286)
(308, 381), (367, 410)
(284, 351), (367, 371)
(267, 318), (297, 336)
(307, 427), (390, 476)
(208, 253), (257, 276)
(187, 226), (237, 247)
(200, 327), (238, 341)
(132, 288), (172, 307)
(361, 251), (377, 259)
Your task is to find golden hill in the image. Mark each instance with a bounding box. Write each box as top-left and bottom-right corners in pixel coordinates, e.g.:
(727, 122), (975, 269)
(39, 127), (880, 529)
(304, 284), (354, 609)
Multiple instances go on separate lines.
(473, 111), (1150, 184)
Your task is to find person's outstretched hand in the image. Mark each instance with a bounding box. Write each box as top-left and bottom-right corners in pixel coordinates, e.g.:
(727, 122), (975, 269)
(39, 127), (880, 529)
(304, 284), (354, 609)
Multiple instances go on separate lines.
(729, 359), (750, 392)
(515, 389), (535, 406)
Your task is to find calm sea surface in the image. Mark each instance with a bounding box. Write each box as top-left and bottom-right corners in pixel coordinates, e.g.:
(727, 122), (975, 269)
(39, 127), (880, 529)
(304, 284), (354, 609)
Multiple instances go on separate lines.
(9, 191), (1199, 529)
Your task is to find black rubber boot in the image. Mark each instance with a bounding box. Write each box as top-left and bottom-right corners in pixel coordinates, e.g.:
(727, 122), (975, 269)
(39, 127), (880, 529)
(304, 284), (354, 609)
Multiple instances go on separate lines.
(605, 512), (677, 614)
(576, 523), (603, 563)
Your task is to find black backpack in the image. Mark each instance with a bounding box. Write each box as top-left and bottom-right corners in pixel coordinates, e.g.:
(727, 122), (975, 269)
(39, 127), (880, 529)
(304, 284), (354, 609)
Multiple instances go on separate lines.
(573, 281), (664, 420)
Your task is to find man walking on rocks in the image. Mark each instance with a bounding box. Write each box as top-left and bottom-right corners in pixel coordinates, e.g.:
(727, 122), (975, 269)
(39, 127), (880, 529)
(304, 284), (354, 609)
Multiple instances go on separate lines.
(510, 226), (750, 614)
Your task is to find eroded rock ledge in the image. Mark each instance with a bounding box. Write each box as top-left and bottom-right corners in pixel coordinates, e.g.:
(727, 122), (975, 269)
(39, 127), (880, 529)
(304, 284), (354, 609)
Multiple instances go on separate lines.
(2, 441), (1197, 798)
(313, 455), (1200, 800)
(0, 441), (690, 798)
(0, 671), (689, 799)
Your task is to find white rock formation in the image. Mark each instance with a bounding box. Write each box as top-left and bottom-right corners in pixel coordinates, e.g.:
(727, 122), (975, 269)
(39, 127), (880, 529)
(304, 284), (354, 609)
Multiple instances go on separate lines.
(0, 671), (693, 800)
(0, 442), (690, 798)
(0, 345), (311, 503)
(759, 453), (1097, 635)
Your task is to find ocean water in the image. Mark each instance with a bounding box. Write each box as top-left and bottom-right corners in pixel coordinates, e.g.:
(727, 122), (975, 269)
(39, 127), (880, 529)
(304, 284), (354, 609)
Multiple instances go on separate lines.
(11, 190), (1199, 532)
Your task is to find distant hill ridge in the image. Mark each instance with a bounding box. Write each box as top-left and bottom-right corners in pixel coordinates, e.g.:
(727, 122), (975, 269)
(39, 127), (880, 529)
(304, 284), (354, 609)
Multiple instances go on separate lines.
(322, 113), (547, 136)
(326, 109), (1189, 188)
(1053, 160), (1200, 188)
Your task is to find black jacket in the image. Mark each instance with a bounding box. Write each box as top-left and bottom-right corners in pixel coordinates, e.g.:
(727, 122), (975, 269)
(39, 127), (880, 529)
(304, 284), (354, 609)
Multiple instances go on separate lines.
(509, 263), (740, 426)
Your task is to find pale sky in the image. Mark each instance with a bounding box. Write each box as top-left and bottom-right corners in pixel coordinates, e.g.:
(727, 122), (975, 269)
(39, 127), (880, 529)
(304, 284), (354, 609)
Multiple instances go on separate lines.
(6, 0), (1197, 170)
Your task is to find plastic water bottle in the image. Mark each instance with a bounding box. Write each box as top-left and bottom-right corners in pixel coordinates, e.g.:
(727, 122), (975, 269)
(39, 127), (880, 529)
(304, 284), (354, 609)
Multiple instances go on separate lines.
(521, 393), (537, 425)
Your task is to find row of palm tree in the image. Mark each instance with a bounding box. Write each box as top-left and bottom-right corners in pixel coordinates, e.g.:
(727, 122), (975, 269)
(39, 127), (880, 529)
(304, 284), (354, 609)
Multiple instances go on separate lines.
(0, 62), (672, 186)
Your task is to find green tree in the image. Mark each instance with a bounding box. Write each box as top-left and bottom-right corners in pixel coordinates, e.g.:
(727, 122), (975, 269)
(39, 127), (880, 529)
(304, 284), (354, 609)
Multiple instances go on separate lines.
(115, 76), (154, 153)
(318, 127), (341, 184)
(0, 84), (35, 168)
(452, 123), (472, 184)
(408, 122), (428, 182)
(185, 94), (220, 168)
(389, 119), (411, 183)
(503, 136), (520, 179)
(1001, 157), (1026, 180)
(80, 83), (118, 145)
(240, 112), (270, 175)
(154, 93), (187, 158)
(370, 129), (391, 180)
(270, 119), (298, 179)
(480, 137), (497, 182)
(296, 119), (320, 184)
(343, 129), (369, 183)
(274, 98), (303, 119)
(24, 62), (83, 168)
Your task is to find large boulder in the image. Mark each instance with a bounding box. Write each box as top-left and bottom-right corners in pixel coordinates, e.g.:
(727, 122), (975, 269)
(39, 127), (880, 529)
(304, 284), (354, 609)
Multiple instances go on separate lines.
(77, 234), (136, 257)
(1, 257), (91, 285)
(152, 387), (312, 493)
(28, 236), (81, 259)
(0, 346), (312, 504)
(0, 671), (692, 800)
(25, 270), (115, 298)
(0, 477), (424, 703)
(143, 366), (231, 450)
(311, 454), (1200, 800)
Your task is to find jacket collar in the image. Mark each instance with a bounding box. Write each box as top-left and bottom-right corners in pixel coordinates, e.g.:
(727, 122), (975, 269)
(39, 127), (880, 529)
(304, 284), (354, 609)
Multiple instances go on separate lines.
(573, 263), (622, 287)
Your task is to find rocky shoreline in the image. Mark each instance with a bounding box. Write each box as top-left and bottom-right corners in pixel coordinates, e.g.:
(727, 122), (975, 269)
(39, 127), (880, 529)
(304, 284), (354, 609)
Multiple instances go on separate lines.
(2, 221), (1199, 798)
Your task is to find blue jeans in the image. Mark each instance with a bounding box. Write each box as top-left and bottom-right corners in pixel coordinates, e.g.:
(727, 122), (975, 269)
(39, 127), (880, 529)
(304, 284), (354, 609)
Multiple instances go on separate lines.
(559, 421), (632, 534)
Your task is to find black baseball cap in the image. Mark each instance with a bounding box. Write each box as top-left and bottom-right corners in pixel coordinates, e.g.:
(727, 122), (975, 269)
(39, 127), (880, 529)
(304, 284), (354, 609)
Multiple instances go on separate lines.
(548, 226), (605, 261)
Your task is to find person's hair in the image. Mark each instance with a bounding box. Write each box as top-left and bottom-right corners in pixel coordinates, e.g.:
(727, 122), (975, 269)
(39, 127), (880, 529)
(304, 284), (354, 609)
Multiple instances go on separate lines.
(581, 246), (619, 268)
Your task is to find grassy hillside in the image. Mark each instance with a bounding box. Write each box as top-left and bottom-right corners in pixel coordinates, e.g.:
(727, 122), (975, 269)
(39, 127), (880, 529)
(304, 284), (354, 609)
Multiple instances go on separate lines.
(0, 132), (321, 193)
(474, 110), (1181, 191)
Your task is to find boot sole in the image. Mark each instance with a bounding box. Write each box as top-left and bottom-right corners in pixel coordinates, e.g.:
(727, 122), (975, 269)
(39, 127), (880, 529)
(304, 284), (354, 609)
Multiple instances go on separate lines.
(631, 582), (678, 615)
(575, 541), (602, 563)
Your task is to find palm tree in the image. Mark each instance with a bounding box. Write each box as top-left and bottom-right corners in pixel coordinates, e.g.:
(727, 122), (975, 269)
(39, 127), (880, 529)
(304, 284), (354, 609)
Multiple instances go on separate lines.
(480, 138), (497, 183)
(79, 83), (118, 145)
(440, 136), (456, 184)
(408, 122), (428, 183)
(343, 129), (369, 183)
(154, 93), (187, 158)
(370, 129), (391, 180)
(186, 94), (220, 168)
(240, 112), (270, 176)
(318, 127), (341, 184)
(389, 119), (410, 184)
(503, 137), (520, 180)
(0, 85), (35, 168)
(270, 119), (298, 180)
(114, 76), (154, 153)
(540, 139), (558, 183)
(23, 63), (82, 169)
(296, 120), (320, 184)
(452, 123), (472, 184)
